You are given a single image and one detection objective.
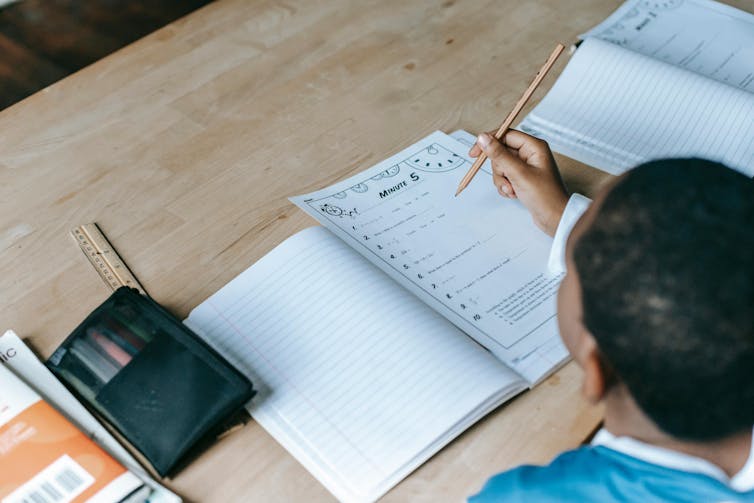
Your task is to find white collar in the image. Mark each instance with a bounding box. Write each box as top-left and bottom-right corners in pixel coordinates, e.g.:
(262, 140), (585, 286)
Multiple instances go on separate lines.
(591, 427), (754, 492)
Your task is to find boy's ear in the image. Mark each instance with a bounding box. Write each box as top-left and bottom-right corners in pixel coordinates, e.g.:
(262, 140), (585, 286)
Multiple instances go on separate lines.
(580, 332), (608, 404)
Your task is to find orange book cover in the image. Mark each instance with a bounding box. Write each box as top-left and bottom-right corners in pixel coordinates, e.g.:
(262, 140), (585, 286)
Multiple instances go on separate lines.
(0, 364), (144, 503)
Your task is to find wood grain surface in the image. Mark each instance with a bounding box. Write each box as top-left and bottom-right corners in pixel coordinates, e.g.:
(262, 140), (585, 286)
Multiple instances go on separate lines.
(3, 0), (747, 500)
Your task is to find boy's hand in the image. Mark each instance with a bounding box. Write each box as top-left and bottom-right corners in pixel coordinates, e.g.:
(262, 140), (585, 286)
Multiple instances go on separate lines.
(469, 130), (568, 236)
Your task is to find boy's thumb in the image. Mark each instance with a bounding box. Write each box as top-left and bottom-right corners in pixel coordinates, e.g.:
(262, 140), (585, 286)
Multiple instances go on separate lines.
(477, 133), (524, 177)
(478, 133), (508, 161)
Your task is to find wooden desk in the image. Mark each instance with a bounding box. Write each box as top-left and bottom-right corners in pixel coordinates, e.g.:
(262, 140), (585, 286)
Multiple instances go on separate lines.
(11, 0), (748, 500)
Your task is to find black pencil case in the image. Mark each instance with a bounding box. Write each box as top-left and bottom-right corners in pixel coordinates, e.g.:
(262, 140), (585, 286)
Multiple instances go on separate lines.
(47, 287), (255, 477)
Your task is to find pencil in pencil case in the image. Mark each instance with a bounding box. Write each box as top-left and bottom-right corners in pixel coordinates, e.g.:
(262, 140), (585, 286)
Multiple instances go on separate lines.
(47, 287), (255, 478)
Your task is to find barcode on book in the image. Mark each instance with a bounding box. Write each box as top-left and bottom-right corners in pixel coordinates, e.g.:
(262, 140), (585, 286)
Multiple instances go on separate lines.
(3, 454), (95, 503)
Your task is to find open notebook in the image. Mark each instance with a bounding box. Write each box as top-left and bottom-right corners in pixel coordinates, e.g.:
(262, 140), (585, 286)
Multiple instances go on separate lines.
(519, 0), (754, 176)
(185, 130), (568, 502)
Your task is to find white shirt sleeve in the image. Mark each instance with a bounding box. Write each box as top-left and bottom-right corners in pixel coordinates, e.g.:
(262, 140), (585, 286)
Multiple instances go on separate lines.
(548, 193), (592, 275)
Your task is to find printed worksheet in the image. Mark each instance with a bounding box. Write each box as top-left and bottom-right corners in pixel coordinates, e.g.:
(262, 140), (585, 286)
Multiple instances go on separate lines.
(291, 131), (568, 383)
(582, 0), (754, 91)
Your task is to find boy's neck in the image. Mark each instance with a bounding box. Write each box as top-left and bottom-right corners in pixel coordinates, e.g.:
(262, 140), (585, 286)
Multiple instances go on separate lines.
(602, 385), (752, 478)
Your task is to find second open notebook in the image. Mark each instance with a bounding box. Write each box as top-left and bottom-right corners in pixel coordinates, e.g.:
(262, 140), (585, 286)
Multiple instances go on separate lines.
(519, 0), (754, 176)
(184, 130), (568, 502)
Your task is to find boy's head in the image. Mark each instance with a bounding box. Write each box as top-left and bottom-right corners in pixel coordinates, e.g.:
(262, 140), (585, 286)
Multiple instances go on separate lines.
(558, 158), (754, 442)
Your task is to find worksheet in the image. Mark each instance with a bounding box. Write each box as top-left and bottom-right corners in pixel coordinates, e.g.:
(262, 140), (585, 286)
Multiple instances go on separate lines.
(291, 131), (568, 383)
(582, 0), (754, 91)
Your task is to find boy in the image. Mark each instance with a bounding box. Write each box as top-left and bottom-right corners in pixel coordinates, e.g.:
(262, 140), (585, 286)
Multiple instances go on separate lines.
(466, 131), (754, 502)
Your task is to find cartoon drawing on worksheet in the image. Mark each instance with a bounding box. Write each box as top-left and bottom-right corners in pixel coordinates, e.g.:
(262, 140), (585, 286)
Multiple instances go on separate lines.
(319, 204), (358, 218)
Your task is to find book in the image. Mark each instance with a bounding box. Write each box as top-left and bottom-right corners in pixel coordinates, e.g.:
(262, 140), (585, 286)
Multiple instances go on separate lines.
(0, 361), (149, 503)
(0, 330), (182, 503)
(519, 0), (754, 176)
(185, 130), (568, 502)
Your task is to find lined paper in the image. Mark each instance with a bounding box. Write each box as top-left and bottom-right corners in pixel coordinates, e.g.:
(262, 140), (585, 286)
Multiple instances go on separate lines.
(520, 37), (754, 176)
(185, 226), (523, 503)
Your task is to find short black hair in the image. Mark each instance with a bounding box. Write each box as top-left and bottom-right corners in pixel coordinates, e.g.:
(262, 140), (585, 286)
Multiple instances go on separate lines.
(573, 158), (754, 441)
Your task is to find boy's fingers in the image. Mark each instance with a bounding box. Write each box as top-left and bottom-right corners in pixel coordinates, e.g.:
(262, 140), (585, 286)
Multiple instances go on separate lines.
(478, 133), (528, 182)
(501, 129), (538, 149)
(502, 130), (550, 166)
(470, 130), (499, 157)
(492, 172), (505, 189)
(503, 182), (516, 197)
(497, 182), (510, 197)
(499, 181), (517, 198)
(470, 141), (516, 160)
(492, 173), (515, 197)
(478, 133), (515, 164)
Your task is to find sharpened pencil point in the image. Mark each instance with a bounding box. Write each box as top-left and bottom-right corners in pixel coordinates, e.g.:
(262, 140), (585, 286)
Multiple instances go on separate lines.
(452, 43), (564, 198)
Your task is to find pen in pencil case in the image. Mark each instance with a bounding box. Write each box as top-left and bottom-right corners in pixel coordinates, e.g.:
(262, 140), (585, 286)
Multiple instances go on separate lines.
(87, 328), (134, 367)
(70, 339), (118, 384)
(100, 313), (147, 353)
(108, 308), (154, 345)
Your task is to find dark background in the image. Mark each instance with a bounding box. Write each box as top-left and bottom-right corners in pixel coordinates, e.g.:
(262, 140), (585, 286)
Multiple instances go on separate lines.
(0, 0), (213, 110)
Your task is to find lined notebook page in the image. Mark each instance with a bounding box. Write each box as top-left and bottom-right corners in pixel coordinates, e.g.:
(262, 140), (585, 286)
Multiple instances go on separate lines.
(185, 226), (524, 503)
(520, 38), (754, 176)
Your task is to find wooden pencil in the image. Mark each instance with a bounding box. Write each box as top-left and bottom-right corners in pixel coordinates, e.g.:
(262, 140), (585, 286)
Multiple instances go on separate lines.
(455, 43), (565, 197)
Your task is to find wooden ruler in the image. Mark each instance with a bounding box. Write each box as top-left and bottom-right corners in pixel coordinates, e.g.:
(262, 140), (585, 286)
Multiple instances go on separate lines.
(71, 223), (148, 296)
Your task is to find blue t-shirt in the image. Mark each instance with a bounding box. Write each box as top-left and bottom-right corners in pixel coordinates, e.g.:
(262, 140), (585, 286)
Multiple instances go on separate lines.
(470, 445), (754, 502)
